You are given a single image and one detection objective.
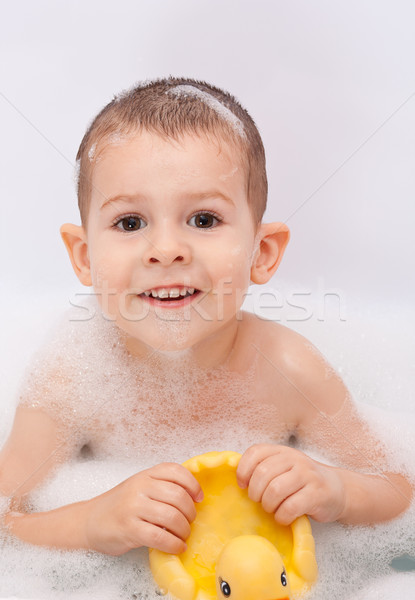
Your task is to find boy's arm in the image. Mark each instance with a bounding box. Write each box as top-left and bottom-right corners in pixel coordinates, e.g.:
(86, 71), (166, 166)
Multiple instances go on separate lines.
(239, 325), (413, 525)
(5, 463), (203, 555)
(293, 337), (413, 524)
(0, 404), (85, 546)
(335, 464), (411, 524)
(0, 405), (70, 500)
(237, 443), (412, 525)
(1, 406), (203, 555)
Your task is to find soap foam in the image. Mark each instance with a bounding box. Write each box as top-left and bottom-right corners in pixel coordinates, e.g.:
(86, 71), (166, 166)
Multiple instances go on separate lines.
(16, 297), (289, 464)
(354, 573), (415, 600)
(1, 294), (414, 600)
(167, 85), (246, 139)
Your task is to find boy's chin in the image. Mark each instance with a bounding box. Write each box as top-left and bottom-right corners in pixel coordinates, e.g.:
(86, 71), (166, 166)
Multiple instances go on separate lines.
(120, 320), (198, 357)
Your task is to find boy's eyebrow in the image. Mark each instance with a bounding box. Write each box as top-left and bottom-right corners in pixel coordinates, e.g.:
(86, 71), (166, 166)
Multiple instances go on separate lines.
(100, 193), (146, 210)
(100, 190), (235, 210)
(182, 190), (235, 206)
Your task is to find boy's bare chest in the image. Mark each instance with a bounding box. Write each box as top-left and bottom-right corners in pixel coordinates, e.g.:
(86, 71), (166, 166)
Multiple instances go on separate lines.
(85, 369), (294, 462)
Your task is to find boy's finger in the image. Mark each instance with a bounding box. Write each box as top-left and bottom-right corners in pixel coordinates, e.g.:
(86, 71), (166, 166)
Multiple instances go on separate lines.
(273, 487), (309, 526)
(134, 520), (187, 554)
(147, 480), (198, 523)
(150, 463), (204, 502)
(246, 455), (294, 503)
(261, 470), (303, 514)
(145, 498), (192, 541)
(236, 444), (283, 488)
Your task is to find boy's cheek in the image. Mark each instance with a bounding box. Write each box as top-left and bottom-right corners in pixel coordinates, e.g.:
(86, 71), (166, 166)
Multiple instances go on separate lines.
(209, 245), (252, 281)
(90, 266), (116, 293)
(88, 248), (127, 289)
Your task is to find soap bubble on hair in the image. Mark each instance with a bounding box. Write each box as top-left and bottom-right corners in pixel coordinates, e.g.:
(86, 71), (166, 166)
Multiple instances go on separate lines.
(87, 142), (97, 162)
(167, 85), (246, 139)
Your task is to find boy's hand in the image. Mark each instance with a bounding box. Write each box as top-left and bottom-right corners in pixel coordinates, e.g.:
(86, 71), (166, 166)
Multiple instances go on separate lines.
(237, 444), (345, 525)
(83, 463), (203, 556)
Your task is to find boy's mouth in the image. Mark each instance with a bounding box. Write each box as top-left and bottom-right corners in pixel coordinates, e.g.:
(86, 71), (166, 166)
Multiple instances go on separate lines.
(139, 286), (201, 306)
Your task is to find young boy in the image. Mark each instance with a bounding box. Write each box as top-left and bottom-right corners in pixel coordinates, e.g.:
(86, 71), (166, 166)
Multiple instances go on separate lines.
(0, 77), (411, 558)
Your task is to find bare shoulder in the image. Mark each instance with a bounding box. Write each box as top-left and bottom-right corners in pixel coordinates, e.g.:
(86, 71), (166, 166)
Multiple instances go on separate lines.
(239, 312), (350, 423)
(1, 338), (92, 498)
(239, 311), (322, 368)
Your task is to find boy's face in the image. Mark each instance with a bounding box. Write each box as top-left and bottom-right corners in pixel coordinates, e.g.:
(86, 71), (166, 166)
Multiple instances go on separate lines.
(79, 130), (259, 353)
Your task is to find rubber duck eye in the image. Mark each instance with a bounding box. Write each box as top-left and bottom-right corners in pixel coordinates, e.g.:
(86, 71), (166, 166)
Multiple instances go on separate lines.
(281, 569), (287, 587)
(220, 579), (231, 597)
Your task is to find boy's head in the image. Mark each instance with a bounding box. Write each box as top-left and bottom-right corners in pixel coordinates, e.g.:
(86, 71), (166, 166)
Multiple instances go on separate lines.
(62, 77), (289, 356)
(76, 77), (267, 228)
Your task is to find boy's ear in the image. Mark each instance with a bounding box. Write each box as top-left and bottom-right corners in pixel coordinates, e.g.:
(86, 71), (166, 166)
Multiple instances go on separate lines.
(60, 223), (92, 286)
(250, 222), (290, 284)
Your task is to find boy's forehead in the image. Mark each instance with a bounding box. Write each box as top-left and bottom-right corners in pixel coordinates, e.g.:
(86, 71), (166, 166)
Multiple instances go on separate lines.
(93, 128), (243, 163)
(91, 129), (246, 194)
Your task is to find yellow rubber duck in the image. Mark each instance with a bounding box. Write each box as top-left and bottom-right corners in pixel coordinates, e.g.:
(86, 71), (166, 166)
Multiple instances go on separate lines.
(149, 451), (318, 600)
(215, 535), (290, 600)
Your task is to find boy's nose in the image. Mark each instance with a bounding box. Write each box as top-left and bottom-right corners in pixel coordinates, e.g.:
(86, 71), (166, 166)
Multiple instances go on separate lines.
(142, 230), (192, 266)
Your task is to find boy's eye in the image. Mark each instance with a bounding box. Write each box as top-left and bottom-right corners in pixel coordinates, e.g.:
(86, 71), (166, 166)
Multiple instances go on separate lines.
(114, 215), (147, 232)
(188, 212), (221, 229)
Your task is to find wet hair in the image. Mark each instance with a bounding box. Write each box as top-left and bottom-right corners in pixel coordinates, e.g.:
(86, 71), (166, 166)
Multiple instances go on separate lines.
(76, 77), (267, 226)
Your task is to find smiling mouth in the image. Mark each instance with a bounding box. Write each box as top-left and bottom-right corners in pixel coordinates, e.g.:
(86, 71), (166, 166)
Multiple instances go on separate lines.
(140, 286), (201, 303)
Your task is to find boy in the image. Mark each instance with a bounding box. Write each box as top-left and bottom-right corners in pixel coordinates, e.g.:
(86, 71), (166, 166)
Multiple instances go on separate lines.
(0, 77), (411, 558)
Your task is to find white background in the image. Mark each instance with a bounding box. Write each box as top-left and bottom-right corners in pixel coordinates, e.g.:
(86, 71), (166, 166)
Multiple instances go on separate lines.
(1, 0), (414, 308)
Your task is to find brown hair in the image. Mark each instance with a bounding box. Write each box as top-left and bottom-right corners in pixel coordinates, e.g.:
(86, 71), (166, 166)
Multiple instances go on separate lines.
(76, 77), (267, 226)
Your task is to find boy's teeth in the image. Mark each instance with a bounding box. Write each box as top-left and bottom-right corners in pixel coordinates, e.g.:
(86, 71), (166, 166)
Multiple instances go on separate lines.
(154, 288), (168, 298)
(146, 287), (196, 299)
